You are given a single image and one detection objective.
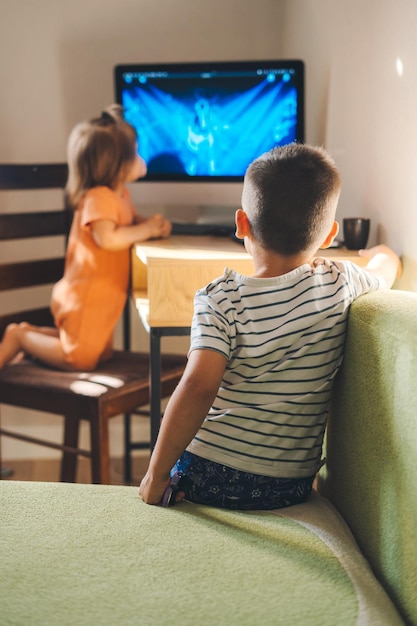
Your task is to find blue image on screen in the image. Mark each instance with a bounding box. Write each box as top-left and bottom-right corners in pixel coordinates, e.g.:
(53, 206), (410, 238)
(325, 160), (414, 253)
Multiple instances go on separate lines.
(121, 71), (299, 178)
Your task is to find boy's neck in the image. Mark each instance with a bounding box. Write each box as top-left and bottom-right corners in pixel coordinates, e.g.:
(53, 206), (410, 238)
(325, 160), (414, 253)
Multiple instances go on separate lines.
(249, 242), (316, 278)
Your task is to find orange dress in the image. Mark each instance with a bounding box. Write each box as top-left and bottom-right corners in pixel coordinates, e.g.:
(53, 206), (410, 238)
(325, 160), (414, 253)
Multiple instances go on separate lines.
(50, 186), (136, 370)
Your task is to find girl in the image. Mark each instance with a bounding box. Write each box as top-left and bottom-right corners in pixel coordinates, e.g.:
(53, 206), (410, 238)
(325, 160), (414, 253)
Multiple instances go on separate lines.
(0, 105), (172, 371)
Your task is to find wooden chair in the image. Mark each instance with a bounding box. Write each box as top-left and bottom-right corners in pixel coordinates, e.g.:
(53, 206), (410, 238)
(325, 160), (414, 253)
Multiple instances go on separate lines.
(0, 163), (185, 483)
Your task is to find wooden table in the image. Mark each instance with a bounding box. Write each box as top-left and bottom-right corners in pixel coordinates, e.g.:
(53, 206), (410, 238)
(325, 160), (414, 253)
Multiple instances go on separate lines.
(131, 235), (366, 446)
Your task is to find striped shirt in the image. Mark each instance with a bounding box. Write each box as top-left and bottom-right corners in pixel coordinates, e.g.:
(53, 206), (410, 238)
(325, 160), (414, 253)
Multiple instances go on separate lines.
(187, 258), (381, 478)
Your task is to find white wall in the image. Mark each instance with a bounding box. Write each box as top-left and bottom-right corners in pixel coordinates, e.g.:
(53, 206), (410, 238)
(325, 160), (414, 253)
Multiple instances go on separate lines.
(282, 0), (417, 290)
(1, 0), (416, 460)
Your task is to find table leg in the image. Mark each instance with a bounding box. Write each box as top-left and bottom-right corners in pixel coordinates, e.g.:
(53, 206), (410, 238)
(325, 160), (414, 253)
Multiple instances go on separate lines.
(150, 328), (162, 449)
(148, 326), (191, 450)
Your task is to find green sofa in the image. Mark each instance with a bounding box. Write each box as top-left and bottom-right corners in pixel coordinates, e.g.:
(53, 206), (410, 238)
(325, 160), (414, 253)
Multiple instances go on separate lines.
(319, 289), (417, 625)
(1, 290), (416, 626)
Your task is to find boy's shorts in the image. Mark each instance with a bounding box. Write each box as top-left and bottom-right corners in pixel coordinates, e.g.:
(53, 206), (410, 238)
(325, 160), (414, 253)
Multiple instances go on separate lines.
(172, 451), (315, 511)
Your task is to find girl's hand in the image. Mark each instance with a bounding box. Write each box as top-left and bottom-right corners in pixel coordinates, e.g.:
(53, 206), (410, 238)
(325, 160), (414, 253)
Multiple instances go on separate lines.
(91, 214), (172, 250)
(145, 214), (172, 239)
(139, 469), (171, 505)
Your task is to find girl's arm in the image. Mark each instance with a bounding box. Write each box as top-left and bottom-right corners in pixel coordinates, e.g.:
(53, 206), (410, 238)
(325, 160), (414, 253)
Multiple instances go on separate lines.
(132, 213), (148, 225)
(139, 348), (227, 505)
(90, 214), (172, 250)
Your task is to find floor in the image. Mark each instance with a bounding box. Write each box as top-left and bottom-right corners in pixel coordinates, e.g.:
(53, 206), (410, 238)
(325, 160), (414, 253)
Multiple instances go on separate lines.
(1, 452), (151, 486)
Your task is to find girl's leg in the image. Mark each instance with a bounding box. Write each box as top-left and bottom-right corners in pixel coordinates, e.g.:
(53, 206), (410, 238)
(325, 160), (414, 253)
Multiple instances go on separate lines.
(20, 322), (60, 338)
(0, 323), (73, 371)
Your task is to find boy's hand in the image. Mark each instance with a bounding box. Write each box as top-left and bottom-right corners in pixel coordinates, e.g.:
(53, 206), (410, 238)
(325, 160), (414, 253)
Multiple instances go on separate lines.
(358, 244), (402, 279)
(139, 470), (171, 505)
(358, 244), (393, 259)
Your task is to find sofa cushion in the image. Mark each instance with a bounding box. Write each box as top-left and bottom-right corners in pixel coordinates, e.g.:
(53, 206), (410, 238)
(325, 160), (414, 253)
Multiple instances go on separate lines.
(0, 481), (402, 625)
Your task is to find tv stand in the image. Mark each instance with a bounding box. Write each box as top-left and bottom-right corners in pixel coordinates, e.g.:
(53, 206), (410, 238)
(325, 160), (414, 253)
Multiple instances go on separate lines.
(171, 222), (235, 237)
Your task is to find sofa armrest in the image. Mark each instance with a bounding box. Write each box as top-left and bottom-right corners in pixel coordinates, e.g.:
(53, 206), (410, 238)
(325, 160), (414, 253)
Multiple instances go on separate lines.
(319, 289), (417, 625)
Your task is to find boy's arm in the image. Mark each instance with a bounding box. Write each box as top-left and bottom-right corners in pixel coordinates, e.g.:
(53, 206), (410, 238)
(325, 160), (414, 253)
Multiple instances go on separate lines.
(358, 244), (401, 288)
(139, 348), (227, 505)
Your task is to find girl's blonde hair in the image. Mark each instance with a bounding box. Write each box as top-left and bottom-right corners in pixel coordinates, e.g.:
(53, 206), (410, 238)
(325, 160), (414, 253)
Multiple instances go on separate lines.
(65, 104), (138, 209)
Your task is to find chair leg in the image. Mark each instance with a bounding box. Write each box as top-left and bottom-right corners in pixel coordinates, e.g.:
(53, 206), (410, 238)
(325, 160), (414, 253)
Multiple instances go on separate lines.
(1, 467), (14, 479)
(0, 409), (12, 478)
(61, 417), (80, 483)
(89, 415), (110, 485)
(124, 413), (132, 483)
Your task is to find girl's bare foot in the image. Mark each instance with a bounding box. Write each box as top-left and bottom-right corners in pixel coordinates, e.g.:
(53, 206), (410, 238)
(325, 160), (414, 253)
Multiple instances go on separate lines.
(9, 351), (26, 365)
(0, 323), (22, 369)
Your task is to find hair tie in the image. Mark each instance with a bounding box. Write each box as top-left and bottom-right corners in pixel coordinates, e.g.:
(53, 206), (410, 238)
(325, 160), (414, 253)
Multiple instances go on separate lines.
(99, 110), (115, 125)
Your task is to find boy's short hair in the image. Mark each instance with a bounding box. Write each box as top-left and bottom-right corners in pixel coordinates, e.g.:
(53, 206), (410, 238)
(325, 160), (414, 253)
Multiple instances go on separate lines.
(66, 104), (137, 208)
(243, 143), (342, 255)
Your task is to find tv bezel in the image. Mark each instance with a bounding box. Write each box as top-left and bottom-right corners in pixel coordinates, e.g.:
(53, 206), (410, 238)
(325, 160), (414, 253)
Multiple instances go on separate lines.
(114, 59), (305, 183)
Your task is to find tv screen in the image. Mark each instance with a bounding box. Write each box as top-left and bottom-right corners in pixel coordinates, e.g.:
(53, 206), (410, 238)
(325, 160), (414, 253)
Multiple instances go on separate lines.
(114, 60), (304, 182)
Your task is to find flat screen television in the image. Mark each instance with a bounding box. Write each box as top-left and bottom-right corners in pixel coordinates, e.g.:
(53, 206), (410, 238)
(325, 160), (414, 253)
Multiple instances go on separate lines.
(114, 59), (305, 231)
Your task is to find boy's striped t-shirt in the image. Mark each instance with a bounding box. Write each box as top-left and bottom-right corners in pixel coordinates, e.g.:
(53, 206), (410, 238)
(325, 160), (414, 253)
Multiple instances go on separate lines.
(186, 258), (381, 478)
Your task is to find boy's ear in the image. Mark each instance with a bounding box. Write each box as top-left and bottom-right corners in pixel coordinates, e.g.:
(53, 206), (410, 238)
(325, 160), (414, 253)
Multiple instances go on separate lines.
(319, 221), (339, 249)
(235, 209), (251, 239)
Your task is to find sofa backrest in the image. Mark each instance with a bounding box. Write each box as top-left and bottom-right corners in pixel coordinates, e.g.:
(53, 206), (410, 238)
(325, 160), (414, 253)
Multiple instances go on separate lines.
(319, 289), (417, 626)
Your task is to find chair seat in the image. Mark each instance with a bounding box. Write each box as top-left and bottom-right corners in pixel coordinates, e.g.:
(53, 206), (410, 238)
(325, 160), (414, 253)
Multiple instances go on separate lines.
(0, 350), (186, 420)
(0, 350), (185, 483)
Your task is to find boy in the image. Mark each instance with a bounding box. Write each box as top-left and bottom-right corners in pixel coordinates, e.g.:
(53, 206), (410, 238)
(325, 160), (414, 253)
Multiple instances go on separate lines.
(139, 143), (400, 510)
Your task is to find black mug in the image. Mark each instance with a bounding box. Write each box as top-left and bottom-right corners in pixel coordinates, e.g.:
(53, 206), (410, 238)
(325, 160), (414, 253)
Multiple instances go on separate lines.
(343, 218), (370, 250)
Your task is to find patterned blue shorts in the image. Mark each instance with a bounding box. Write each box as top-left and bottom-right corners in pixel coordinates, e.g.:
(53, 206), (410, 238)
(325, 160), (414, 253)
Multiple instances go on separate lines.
(172, 451), (315, 511)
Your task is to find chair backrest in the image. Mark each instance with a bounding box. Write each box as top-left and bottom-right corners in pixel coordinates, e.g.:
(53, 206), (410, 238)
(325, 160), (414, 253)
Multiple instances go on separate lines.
(0, 163), (70, 336)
